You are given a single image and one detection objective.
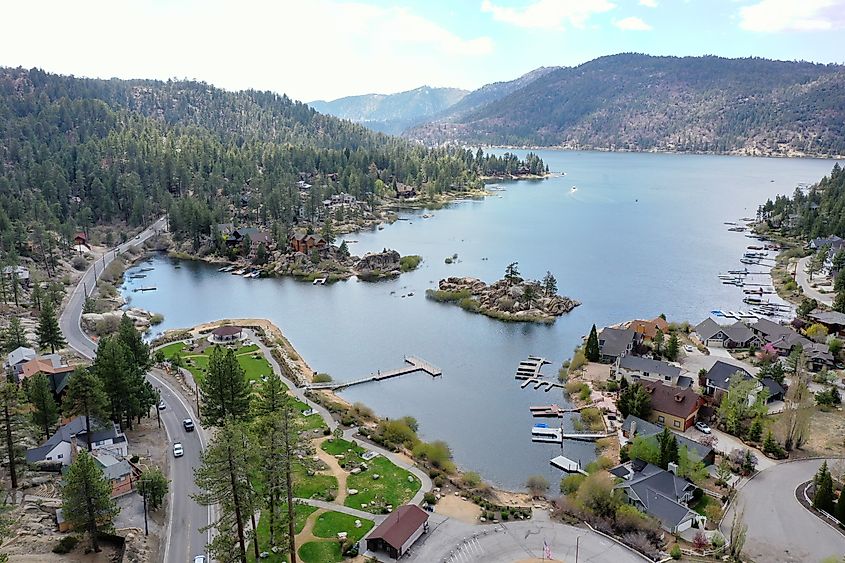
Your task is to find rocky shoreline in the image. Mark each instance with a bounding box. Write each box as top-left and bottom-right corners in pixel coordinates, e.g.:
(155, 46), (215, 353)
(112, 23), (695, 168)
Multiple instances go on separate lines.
(427, 276), (580, 323)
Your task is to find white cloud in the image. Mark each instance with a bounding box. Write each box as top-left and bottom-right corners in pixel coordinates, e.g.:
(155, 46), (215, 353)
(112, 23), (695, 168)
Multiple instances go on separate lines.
(639, 0), (658, 7)
(0, 0), (494, 101)
(739, 0), (845, 32)
(480, 0), (616, 30)
(614, 16), (653, 30)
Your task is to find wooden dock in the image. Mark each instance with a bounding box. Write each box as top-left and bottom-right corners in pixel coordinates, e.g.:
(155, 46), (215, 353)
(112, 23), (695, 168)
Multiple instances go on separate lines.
(531, 426), (613, 443)
(550, 455), (588, 475)
(306, 356), (442, 391)
(515, 356), (550, 380)
(529, 404), (587, 417)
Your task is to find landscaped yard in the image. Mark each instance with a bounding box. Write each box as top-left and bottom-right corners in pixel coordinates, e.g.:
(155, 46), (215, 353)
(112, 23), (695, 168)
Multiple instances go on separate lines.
(247, 503), (317, 563)
(312, 511), (373, 541)
(294, 463), (338, 501)
(320, 438), (420, 514)
(298, 541), (342, 563)
(159, 341), (272, 383)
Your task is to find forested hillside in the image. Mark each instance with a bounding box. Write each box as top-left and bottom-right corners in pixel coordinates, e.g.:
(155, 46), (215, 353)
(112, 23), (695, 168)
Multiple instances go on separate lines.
(0, 67), (541, 254)
(408, 54), (845, 157)
(760, 164), (845, 239)
(309, 86), (468, 135)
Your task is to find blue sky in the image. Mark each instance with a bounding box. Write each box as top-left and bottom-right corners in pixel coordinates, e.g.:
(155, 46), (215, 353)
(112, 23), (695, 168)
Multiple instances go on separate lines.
(1, 0), (843, 101)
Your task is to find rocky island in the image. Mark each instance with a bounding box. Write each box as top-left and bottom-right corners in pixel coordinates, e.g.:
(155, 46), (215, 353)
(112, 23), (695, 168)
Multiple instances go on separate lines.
(426, 264), (579, 323)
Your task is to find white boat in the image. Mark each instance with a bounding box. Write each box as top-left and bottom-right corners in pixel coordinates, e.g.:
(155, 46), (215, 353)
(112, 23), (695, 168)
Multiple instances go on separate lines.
(570, 186), (577, 192)
(313, 277), (327, 285)
(232, 269), (245, 275)
(242, 271), (253, 278)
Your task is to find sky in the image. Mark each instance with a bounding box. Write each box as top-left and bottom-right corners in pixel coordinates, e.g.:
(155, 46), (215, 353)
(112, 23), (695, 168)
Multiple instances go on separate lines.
(1, 0), (844, 102)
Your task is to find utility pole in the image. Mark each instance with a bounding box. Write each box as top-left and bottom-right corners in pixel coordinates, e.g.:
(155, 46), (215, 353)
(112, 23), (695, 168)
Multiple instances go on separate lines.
(575, 536), (580, 563)
(154, 389), (161, 429)
(142, 488), (149, 536)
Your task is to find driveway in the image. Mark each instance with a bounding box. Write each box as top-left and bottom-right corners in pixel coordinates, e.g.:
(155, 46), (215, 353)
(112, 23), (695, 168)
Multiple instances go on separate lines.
(401, 511), (647, 563)
(680, 349), (758, 382)
(685, 427), (775, 470)
(796, 256), (834, 307)
(721, 459), (845, 562)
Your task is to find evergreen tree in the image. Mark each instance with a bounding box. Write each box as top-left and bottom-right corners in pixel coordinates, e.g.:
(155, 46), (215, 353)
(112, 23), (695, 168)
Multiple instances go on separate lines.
(0, 383), (24, 489)
(62, 450), (119, 552)
(64, 368), (110, 452)
(4, 317), (27, 351)
(833, 290), (845, 314)
(30, 282), (44, 311)
(657, 427), (679, 469)
(200, 346), (251, 426)
(116, 314), (151, 374)
(36, 300), (65, 353)
(542, 271), (557, 296)
(26, 373), (59, 441)
(337, 240), (350, 259)
(653, 329), (665, 355)
(813, 463), (835, 513)
(835, 482), (845, 524)
(90, 335), (153, 428)
(585, 324), (600, 362)
(320, 217), (336, 246)
(504, 262), (521, 285)
(618, 383), (652, 419)
(665, 333), (680, 361)
(137, 467), (169, 510)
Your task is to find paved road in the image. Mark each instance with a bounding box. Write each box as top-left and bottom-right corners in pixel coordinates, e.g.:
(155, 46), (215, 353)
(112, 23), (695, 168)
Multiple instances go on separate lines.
(58, 217), (212, 562)
(721, 459), (845, 562)
(796, 255), (834, 306)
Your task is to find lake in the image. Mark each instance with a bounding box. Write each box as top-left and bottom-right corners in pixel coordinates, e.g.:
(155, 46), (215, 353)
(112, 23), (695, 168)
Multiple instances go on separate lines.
(122, 149), (835, 490)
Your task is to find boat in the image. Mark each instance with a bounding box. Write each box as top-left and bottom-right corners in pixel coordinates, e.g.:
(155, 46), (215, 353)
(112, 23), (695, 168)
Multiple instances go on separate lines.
(743, 297), (764, 305)
(747, 245), (764, 250)
(129, 274), (146, 279)
(711, 310), (726, 317)
(242, 271), (253, 278)
(313, 277), (327, 285)
(232, 269), (245, 275)
(571, 186), (577, 192)
(139, 267), (154, 272)
(218, 265), (232, 272)
(740, 258), (759, 265)
(728, 226), (747, 232)
(728, 268), (750, 275)
(724, 221), (738, 226)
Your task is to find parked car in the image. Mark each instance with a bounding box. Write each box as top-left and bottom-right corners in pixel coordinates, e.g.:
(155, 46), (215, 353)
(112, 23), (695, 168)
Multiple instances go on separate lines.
(684, 345), (694, 353)
(173, 442), (184, 457)
(183, 419), (195, 432)
(194, 556), (206, 563)
(158, 400), (166, 410)
(694, 421), (711, 434)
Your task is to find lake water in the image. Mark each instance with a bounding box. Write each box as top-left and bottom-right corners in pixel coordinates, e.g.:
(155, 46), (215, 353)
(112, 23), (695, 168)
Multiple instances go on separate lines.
(123, 150), (835, 490)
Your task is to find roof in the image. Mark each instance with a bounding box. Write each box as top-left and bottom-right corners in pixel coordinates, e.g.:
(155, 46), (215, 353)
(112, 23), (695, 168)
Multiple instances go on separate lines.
(676, 375), (693, 389)
(233, 227), (271, 244)
(768, 331), (811, 352)
(722, 321), (758, 345)
(706, 361), (753, 391)
(73, 231), (88, 241)
(628, 317), (670, 339)
(93, 453), (132, 481)
(366, 504), (428, 549)
(621, 415), (713, 464)
(621, 414), (660, 436)
(614, 461), (697, 530)
(752, 318), (793, 339)
(694, 318), (724, 341)
(642, 381), (700, 419)
(598, 328), (636, 358)
(761, 377), (785, 398)
(809, 310), (845, 327)
(810, 235), (843, 249)
(2, 265), (30, 279)
(6, 346), (36, 367)
(20, 356), (73, 380)
(618, 355), (681, 379)
(26, 417), (122, 463)
(805, 342), (834, 363)
(212, 325), (242, 337)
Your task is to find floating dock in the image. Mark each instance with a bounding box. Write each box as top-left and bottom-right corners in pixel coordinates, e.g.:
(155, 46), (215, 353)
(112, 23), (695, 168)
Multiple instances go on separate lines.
(529, 404), (586, 417)
(531, 426), (613, 443)
(515, 356), (550, 380)
(550, 455), (588, 475)
(306, 356), (442, 391)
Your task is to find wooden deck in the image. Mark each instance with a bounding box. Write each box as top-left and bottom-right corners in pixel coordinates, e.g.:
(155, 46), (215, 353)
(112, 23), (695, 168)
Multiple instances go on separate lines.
(531, 426), (613, 443)
(306, 356), (442, 391)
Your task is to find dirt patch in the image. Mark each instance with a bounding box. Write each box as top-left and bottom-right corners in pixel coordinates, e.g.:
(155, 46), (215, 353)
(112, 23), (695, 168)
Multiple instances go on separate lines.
(435, 495), (481, 524)
(800, 407), (845, 457)
(490, 489), (532, 507)
(4, 536), (119, 562)
(577, 362), (611, 385)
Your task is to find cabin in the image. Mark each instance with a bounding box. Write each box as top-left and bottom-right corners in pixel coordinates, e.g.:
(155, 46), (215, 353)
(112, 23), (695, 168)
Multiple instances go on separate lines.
(1, 265), (31, 287)
(641, 381), (701, 432)
(18, 355), (75, 398)
(365, 504), (429, 559)
(26, 417), (128, 466)
(394, 183), (417, 199)
(73, 232), (89, 248)
(627, 317), (670, 341)
(227, 227), (271, 252)
(289, 231), (327, 254)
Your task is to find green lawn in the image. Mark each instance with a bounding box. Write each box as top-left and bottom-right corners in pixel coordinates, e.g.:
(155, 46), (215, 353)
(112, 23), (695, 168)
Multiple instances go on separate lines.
(298, 541), (342, 563)
(312, 511), (373, 542)
(690, 494), (714, 516)
(319, 439), (420, 514)
(294, 399), (328, 433)
(294, 464), (338, 501)
(248, 504), (318, 563)
(160, 342), (272, 384)
(158, 342), (186, 357)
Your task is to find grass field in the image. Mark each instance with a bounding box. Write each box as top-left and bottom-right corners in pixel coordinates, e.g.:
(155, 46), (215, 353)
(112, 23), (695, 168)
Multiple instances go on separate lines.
(294, 464), (338, 501)
(312, 511), (373, 541)
(160, 341), (272, 384)
(247, 503), (317, 563)
(298, 541), (342, 563)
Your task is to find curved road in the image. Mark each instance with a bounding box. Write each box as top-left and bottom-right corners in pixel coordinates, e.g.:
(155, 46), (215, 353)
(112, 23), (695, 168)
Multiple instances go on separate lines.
(722, 459), (845, 562)
(58, 217), (211, 562)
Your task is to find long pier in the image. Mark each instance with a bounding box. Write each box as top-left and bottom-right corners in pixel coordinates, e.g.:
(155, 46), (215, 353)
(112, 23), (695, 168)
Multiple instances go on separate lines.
(529, 404), (587, 417)
(531, 426), (613, 443)
(306, 356), (442, 391)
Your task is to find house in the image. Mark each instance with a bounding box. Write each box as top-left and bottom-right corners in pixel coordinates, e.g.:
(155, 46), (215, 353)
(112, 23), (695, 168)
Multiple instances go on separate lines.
(612, 460), (703, 533)
(211, 325), (243, 343)
(598, 328), (638, 363)
(322, 193), (361, 210)
(365, 504), (429, 559)
(751, 318), (834, 371)
(73, 232), (89, 248)
(627, 317), (670, 341)
(227, 227), (271, 251)
(289, 231), (327, 254)
(804, 342), (835, 371)
(809, 235), (844, 250)
(749, 318), (794, 342)
(704, 361), (783, 404)
(26, 417), (128, 466)
(614, 355), (690, 388)
(693, 319), (761, 349)
(621, 415), (715, 466)
(808, 310), (845, 335)
(5, 346), (36, 377)
(394, 183), (417, 199)
(93, 453), (136, 498)
(1, 265), (30, 287)
(18, 355), (75, 397)
(641, 381), (701, 432)
(296, 180), (312, 191)
(760, 377), (785, 403)
(213, 223), (235, 238)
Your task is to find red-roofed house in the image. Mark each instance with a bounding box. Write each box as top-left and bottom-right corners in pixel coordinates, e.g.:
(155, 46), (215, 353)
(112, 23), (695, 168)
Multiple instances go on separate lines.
(365, 504), (429, 559)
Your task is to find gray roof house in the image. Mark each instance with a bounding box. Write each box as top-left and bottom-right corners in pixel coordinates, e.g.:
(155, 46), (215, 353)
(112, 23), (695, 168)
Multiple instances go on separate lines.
(621, 415), (715, 465)
(693, 318), (728, 346)
(612, 460), (703, 533)
(694, 319), (761, 349)
(5, 346), (36, 375)
(616, 355), (689, 388)
(26, 417), (128, 466)
(704, 361), (782, 404)
(598, 328), (638, 363)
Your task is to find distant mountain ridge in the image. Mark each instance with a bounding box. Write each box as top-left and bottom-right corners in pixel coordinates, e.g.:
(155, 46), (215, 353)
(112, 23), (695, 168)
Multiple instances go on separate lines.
(406, 54), (845, 157)
(308, 86), (468, 134)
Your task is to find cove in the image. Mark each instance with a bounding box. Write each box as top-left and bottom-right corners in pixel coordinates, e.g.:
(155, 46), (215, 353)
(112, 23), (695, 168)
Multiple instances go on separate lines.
(122, 149), (834, 490)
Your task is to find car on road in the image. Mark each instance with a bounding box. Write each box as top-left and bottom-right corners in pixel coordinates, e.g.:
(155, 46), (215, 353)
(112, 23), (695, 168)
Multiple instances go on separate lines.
(193, 556), (206, 563)
(183, 419), (195, 432)
(173, 442), (184, 457)
(694, 421), (711, 434)
(684, 345), (694, 353)
(158, 400), (166, 410)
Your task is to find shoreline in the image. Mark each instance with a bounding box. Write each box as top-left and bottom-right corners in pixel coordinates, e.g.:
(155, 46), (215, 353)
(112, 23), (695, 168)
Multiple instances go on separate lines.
(481, 144), (845, 161)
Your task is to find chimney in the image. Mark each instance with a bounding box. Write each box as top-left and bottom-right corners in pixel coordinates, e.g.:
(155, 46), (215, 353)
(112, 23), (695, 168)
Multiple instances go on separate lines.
(630, 419), (638, 437)
(667, 461), (679, 475)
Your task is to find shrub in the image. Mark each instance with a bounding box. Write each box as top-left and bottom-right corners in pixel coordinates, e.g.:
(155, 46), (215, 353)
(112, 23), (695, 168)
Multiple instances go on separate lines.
(579, 408), (604, 431)
(462, 471), (483, 488)
(670, 544), (682, 559)
(605, 379), (619, 392)
(710, 533), (725, 548)
(425, 288), (470, 302)
(569, 348), (588, 373)
(150, 313), (164, 325)
(53, 536), (80, 554)
(71, 255), (88, 271)
(399, 255), (422, 272)
(95, 315), (121, 336)
(560, 474), (585, 495)
(578, 385), (592, 402)
(423, 492), (437, 505)
(312, 373), (333, 383)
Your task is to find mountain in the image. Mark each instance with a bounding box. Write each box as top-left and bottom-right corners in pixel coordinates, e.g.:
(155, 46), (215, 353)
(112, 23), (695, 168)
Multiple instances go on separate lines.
(406, 54), (845, 157)
(308, 86), (469, 135)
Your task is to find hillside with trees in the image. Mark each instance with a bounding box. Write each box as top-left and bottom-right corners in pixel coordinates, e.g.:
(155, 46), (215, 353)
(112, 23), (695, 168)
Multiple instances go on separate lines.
(309, 86), (469, 135)
(406, 54), (845, 157)
(760, 164), (845, 240)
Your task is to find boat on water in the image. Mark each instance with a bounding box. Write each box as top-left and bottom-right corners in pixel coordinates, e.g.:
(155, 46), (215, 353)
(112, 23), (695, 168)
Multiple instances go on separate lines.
(728, 226), (747, 232)
(218, 265), (234, 272)
(232, 269), (245, 275)
(728, 268), (750, 275)
(740, 258), (759, 265)
(747, 245), (764, 250)
(242, 271), (254, 278)
(312, 277), (327, 285)
(571, 186), (577, 192)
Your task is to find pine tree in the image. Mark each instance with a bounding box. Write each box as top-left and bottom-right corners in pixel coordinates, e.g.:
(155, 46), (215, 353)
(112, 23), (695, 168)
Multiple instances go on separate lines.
(116, 314), (151, 374)
(200, 346), (251, 426)
(137, 467), (169, 510)
(657, 427), (679, 469)
(813, 462), (835, 513)
(835, 482), (845, 524)
(504, 262), (521, 286)
(91, 336), (133, 423)
(26, 373), (59, 441)
(36, 300), (65, 353)
(585, 324), (600, 362)
(542, 271), (557, 296)
(834, 290), (845, 314)
(4, 317), (27, 351)
(62, 450), (119, 552)
(0, 383), (24, 489)
(64, 369), (110, 452)
(665, 333), (680, 361)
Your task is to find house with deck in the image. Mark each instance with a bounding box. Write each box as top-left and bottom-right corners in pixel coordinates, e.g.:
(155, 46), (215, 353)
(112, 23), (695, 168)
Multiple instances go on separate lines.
(641, 381), (701, 432)
(598, 327), (638, 363)
(614, 355), (691, 388)
(621, 415), (715, 465)
(703, 361), (784, 404)
(289, 231), (328, 254)
(627, 317), (670, 342)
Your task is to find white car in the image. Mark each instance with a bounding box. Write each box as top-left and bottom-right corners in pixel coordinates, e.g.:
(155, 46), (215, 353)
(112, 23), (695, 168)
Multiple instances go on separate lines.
(694, 421), (711, 434)
(173, 442), (184, 457)
(158, 400), (166, 410)
(684, 345), (694, 353)
(193, 556), (206, 563)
